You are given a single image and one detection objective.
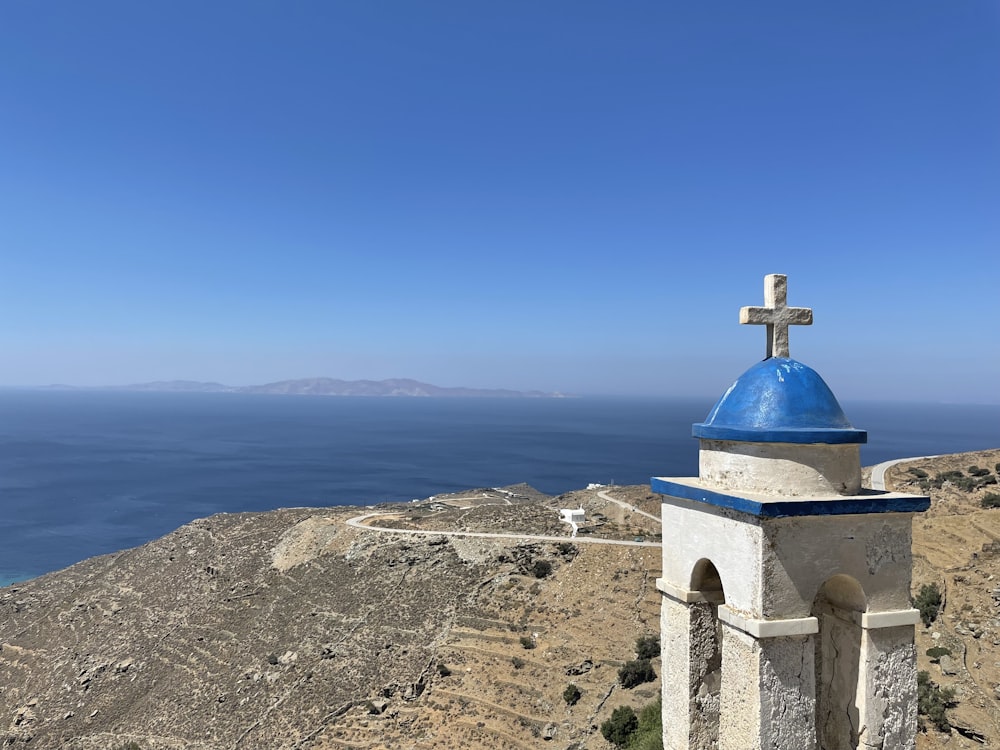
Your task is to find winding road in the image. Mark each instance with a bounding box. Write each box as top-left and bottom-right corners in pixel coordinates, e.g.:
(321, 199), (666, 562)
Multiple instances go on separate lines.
(347, 458), (936, 548)
(345, 491), (663, 549)
(869, 455), (939, 491)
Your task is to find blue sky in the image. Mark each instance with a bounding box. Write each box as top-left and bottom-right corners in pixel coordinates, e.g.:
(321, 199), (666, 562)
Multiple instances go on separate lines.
(1, 2), (998, 402)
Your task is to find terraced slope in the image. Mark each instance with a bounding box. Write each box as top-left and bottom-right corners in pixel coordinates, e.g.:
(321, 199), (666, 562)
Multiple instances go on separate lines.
(888, 449), (1000, 749)
(0, 486), (662, 749)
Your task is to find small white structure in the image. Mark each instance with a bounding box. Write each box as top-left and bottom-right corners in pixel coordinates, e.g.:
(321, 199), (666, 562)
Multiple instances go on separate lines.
(560, 507), (585, 537)
(653, 275), (929, 750)
(560, 508), (585, 524)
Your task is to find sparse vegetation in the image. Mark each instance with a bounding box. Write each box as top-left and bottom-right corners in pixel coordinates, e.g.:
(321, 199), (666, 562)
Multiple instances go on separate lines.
(599, 699), (662, 749)
(618, 658), (656, 688)
(925, 646), (951, 663)
(929, 470), (967, 490)
(982, 492), (1000, 509)
(519, 635), (536, 649)
(531, 559), (552, 578)
(563, 683), (581, 705)
(635, 634), (660, 660)
(631, 699), (664, 750)
(511, 656), (525, 669)
(954, 476), (978, 491)
(601, 705), (638, 747)
(914, 583), (943, 626)
(918, 670), (955, 732)
(908, 467), (929, 479)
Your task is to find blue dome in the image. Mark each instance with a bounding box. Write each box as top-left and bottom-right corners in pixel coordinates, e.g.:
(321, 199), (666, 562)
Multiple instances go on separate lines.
(693, 358), (867, 444)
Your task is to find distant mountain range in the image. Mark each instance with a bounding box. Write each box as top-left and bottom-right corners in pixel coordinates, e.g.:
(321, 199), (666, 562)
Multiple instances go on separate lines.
(43, 378), (566, 398)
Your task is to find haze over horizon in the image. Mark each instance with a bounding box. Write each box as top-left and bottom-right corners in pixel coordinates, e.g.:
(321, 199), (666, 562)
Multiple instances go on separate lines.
(2, 3), (998, 404)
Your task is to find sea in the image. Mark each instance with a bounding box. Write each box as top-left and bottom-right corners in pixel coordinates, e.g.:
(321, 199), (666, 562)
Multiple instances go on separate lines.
(0, 390), (997, 586)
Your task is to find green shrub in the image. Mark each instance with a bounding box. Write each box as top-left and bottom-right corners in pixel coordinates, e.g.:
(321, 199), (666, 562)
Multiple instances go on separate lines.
(914, 583), (943, 626)
(600, 705), (638, 747)
(954, 476), (978, 491)
(618, 658), (656, 688)
(519, 635), (535, 650)
(563, 683), (581, 705)
(930, 470), (964, 489)
(918, 670), (955, 732)
(969, 466), (991, 477)
(635, 634), (660, 660)
(925, 646), (951, 662)
(982, 492), (1000, 509)
(631, 698), (664, 750)
(598, 699), (663, 749)
(908, 468), (929, 479)
(980, 475), (997, 486)
(511, 656), (525, 669)
(531, 560), (552, 578)
(436, 662), (451, 677)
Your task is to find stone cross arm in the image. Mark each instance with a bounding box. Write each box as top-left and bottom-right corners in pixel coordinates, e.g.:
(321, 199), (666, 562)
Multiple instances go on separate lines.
(740, 274), (813, 359)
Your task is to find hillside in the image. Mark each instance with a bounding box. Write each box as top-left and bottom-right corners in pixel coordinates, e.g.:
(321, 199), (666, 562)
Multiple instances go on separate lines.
(2, 451), (999, 749)
(890, 449), (1000, 749)
(0, 485), (662, 749)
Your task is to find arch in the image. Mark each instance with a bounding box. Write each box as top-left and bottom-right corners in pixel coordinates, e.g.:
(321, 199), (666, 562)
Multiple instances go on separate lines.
(689, 557), (726, 604)
(818, 574), (867, 613)
(813, 575), (866, 750)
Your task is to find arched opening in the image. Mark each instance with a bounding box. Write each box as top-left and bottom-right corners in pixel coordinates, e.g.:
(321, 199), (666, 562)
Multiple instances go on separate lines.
(813, 575), (866, 750)
(690, 558), (725, 604)
(688, 559), (725, 748)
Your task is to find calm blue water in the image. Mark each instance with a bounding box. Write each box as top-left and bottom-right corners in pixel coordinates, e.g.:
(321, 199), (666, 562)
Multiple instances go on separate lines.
(0, 391), (997, 584)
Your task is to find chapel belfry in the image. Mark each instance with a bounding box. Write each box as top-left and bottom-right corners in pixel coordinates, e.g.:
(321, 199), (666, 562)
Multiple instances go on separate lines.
(653, 274), (929, 750)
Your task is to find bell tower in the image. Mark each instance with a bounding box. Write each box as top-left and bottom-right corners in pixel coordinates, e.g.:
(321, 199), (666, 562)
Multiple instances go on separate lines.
(653, 274), (929, 750)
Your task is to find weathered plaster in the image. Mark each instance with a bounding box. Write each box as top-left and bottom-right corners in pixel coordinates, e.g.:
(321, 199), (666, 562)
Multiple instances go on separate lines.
(761, 515), (915, 618)
(719, 625), (817, 750)
(662, 596), (722, 750)
(857, 626), (917, 750)
(699, 440), (862, 496)
(815, 606), (863, 749)
(660, 496), (763, 616)
(662, 596), (695, 750)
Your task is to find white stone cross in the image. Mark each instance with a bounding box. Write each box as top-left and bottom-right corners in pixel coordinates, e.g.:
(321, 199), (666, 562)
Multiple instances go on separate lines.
(739, 274), (813, 359)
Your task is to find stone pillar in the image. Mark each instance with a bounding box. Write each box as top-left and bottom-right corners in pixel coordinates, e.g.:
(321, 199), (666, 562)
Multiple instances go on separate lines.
(661, 593), (693, 750)
(718, 611), (818, 750)
(856, 611), (920, 750)
(660, 584), (722, 750)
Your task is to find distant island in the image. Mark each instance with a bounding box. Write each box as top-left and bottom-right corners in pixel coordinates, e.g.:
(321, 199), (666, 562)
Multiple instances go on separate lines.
(40, 377), (567, 398)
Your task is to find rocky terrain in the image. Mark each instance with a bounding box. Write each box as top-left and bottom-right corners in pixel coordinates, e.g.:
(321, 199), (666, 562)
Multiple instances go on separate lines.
(0, 484), (661, 749)
(2, 450), (1000, 749)
(889, 448), (1000, 749)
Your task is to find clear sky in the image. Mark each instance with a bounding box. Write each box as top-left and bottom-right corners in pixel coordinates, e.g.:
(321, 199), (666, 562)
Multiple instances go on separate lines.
(1, 2), (998, 402)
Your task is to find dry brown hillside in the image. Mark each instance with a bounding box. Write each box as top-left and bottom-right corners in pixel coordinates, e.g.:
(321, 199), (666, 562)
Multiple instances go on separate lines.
(890, 449), (1000, 750)
(0, 485), (663, 749)
(2, 451), (999, 749)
